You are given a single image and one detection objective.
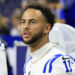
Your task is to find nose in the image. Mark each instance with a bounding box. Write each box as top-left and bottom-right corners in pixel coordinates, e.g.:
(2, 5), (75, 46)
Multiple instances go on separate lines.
(23, 23), (30, 30)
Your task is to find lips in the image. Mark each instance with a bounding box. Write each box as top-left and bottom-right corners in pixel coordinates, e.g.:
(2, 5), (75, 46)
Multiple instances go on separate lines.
(23, 32), (30, 37)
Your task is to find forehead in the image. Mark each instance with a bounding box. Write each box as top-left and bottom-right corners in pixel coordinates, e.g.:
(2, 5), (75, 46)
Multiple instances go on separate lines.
(22, 8), (45, 20)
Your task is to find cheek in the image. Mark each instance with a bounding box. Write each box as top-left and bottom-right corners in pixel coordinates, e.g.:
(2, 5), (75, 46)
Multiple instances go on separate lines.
(31, 27), (43, 36)
(31, 24), (44, 31)
(20, 25), (24, 34)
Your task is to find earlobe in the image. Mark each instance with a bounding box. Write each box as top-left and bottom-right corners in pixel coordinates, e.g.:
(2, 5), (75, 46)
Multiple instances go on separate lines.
(48, 24), (51, 31)
(44, 24), (51, 34)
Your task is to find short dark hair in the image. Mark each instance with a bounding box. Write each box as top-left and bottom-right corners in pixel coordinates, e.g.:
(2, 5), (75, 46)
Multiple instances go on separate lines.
(23, 3), (55, 29)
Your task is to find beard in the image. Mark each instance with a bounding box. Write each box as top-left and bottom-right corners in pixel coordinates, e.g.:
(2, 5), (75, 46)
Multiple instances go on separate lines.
(22, 30), (43, 45)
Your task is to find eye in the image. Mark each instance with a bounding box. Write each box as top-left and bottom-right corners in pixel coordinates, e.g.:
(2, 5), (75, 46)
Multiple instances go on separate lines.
(30, 19), (36, 24)
(21, 19), (26, 24)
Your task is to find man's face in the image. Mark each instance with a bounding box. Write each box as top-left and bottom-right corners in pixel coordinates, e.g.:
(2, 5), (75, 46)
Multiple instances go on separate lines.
(21, 9), (48, 44)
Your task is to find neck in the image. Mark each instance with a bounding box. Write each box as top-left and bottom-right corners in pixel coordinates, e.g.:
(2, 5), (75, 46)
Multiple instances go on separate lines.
(29, 35), (49, 52)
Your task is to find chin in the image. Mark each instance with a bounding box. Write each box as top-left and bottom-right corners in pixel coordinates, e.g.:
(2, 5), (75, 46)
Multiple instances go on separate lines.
(23, 37), (31, 41)
(23, 41), (32, 45)
(23, 39), (32, 44)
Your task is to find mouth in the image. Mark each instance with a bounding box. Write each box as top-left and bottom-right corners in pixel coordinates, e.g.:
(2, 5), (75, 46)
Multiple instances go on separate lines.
(23, 32), (31, 38)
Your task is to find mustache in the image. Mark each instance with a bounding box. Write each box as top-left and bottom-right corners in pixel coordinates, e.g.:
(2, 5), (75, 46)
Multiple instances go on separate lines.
(23, 30), (31, 33)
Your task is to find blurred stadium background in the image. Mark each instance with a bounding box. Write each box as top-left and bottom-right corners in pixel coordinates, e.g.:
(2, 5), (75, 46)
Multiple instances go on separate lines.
(0, 0), (75, 75)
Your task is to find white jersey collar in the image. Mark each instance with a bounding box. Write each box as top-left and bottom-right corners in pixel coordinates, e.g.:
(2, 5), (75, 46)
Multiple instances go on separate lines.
(30, 42), (54, 63)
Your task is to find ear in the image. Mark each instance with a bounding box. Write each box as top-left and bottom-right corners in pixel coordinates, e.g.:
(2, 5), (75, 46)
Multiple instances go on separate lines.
(44, 23), (51, 34)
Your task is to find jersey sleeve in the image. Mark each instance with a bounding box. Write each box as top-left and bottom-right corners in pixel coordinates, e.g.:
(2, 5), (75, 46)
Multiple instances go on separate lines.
(53, 55), (75, 75)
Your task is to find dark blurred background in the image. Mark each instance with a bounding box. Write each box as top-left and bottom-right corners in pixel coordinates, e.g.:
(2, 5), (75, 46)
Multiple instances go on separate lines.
(0, 0), (75, 36)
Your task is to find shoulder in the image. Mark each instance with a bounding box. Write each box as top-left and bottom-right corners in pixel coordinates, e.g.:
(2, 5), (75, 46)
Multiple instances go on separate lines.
(49, 47), (66, 56)
(44, 47), (75, 73)
(50, 54), (75, 73)
(57, 55), (75, 73)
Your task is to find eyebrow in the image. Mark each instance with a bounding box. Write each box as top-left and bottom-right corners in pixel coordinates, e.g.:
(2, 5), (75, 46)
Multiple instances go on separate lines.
(21, 19), (25, 22)
(29, 19), (36, 21)
(21, 18), (37, 21)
